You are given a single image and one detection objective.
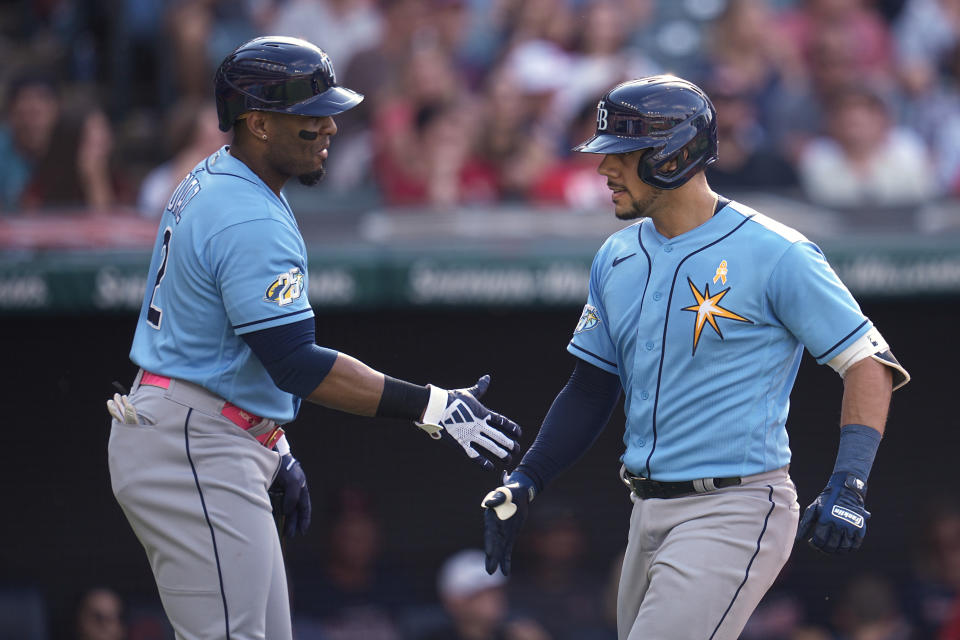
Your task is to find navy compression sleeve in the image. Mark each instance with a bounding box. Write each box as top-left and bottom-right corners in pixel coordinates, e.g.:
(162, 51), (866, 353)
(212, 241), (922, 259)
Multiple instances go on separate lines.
(516, 360), (622, 492)
(242, 318), (339, 398)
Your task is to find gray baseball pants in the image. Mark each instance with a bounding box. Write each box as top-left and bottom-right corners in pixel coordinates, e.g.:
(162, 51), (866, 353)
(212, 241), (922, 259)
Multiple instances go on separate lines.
(108, 373), (289, 640)
(617, 466), (799, 640)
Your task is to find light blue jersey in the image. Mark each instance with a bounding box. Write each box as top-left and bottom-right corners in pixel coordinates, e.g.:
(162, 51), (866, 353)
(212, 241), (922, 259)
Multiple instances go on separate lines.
(130, 146), (313, 422)
(569, 201), (871, 481)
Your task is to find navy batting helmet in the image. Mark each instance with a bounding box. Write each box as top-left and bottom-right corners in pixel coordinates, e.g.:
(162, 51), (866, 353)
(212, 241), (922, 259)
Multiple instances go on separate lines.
(215, 36), (364, 132)
(573, 75), (718, 189)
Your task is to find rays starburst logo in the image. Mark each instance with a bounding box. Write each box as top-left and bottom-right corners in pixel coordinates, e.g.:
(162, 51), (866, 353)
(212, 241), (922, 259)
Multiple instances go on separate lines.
(681, 278), (752, 355)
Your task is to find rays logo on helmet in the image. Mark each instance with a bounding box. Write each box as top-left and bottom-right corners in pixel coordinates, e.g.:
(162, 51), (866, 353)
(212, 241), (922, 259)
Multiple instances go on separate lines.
(318, 52), (336, 84)
(597, 101), (608, 131)
(265, 267), (304, 306)
(575, 304), (601, 334)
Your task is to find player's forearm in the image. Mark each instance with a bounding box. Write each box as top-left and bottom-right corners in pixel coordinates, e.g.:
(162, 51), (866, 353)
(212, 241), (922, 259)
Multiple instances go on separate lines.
(839, 357), (893, 434)
(517, 360), (621, 491)
(305, 353), (386, 416)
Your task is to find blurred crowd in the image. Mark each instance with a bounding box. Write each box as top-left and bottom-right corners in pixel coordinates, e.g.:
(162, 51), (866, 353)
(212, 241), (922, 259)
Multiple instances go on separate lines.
(2, 0), (960, 221)
(5, 487), (960, 640)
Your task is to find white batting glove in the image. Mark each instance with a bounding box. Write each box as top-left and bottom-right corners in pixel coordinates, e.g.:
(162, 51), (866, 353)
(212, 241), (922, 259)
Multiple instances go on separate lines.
(416, 375), (522, 471)
(107, 393), (139, 424)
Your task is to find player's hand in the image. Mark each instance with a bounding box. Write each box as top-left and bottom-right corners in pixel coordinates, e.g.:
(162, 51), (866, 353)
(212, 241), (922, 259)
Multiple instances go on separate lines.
(416, 375), (521, 472)
(270, 453), (311, 537)
(107, 393), (139, 424)
(482, 470), (537, 576)
(796, 471), (870, 554)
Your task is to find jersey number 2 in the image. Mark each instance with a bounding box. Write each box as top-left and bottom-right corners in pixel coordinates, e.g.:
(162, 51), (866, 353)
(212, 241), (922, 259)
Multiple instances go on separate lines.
(147, 226), (173, 329)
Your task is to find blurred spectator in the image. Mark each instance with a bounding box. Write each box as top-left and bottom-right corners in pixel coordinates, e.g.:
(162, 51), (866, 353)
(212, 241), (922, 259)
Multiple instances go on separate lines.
(892, 0), (960, 97)
(506, 503), (611, 640)
(292, 487), (408, 640)
(341, 0), (429, 131)
(136, 100), (228, 217)
(422, 0), (474, 82)
(704, 71), (800, 195)
(706, 0), (804, 92)
(417, 548), (551, 640)
(524, 100), (609, 208)
(553, 0), (658, 137)
(19, 100), (126, 213)
(777, 0), (894, 80)
(831, 573), (918, 640)
(0, 73), (60, 212)
(703, 0), (804, 138)
(903, 501), (960, 637)
(796, 83), (938, 210)
(16, 0), (109, 84)
(372, 41), (495, 208)
(375, 100), (497, 208)
(907, 41), (960, 196)
(164, 0), (270, 102)
(267, 0), (384, 74)
(503, 0), (575, 52)
(74, 587), (126, 640)
(109, 0), (169, 120)
(498, 39), (571, 143)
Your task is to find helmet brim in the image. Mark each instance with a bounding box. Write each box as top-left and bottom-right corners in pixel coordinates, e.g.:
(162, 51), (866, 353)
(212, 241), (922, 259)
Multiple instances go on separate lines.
(572, 133), (655, 154)
(287, 86), (365, 117)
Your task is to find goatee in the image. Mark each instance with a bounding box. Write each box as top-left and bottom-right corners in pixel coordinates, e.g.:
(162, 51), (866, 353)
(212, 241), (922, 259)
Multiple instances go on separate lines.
(298, 165), (325, 186)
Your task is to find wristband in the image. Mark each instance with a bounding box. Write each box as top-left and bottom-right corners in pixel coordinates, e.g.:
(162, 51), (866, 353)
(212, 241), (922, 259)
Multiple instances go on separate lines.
(376, 375), (432, 420)
(832, 423), (882, 481)
(274, 434), (291, 457)
(414, 385), (449, 438)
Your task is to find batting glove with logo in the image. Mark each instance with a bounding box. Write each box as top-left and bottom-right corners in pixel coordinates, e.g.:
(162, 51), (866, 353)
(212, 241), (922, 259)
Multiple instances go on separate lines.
(270, 453), (311, 537)
(482, 470), (537, 575)
(416, 375), (521, 472)
(796, 471), (870, 553)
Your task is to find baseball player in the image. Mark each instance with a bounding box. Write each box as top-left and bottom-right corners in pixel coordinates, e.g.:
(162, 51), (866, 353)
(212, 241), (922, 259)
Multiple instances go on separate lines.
(106, 36), (520, 640)
(480, 76), (910, 640)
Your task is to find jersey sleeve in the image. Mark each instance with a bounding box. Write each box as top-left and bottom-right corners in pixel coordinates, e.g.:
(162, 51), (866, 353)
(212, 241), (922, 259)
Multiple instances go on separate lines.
(207, 218), (314, 335)
(567, 250), (619, 374)
(767, 241), (871, 364)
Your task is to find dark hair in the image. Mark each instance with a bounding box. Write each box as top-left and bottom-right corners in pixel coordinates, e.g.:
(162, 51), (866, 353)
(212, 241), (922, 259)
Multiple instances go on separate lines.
(4, 71), (58, 111)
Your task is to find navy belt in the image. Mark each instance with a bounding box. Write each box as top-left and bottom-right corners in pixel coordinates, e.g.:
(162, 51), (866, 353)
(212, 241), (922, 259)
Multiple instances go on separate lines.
(620, 465), (741, 499)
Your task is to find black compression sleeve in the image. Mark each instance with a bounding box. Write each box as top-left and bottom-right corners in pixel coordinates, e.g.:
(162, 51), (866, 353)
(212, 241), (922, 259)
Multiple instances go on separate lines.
(376, 376), (432, 420)
(516, 360), (622, 492)
(242, 318), (338, 397)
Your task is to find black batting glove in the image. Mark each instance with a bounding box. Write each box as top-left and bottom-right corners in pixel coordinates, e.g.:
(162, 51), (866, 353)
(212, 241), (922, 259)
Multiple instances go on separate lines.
(796, 471), (870, 554)
(482, 470), (537, 575)
(270, 453), (312, 537)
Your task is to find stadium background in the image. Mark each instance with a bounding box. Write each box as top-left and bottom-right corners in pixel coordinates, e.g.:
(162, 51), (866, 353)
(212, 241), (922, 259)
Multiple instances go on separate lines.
(1, 0), (958, 639)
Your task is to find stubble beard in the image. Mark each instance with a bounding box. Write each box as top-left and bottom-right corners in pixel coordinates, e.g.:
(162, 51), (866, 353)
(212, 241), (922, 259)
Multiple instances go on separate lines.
(297, 163), (326, 186)
(616, 190), (659, 220)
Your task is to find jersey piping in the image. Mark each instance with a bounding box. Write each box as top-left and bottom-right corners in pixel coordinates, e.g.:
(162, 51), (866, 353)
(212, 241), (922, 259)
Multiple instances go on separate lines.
(811, 319), (869, 361)
(644, 214), (755, 477)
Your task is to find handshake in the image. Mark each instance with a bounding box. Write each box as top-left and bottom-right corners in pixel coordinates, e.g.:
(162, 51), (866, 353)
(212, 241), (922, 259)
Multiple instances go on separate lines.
(416, 375), (522, 472)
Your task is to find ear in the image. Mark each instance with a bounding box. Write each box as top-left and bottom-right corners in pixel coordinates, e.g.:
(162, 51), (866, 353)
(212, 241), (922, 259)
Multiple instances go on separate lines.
(241, 111), (271, 141)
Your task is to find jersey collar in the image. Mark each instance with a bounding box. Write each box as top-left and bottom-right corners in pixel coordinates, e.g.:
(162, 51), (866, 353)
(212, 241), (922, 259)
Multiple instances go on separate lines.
(207, 145), (295, 217)
(640, 200), (744, 250)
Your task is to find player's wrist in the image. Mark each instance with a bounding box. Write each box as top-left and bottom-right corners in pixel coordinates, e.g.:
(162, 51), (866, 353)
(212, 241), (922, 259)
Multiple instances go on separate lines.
(513, 465), (544, 495)
(375, 375), (432, 421)
(831, 423), (881, 482)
